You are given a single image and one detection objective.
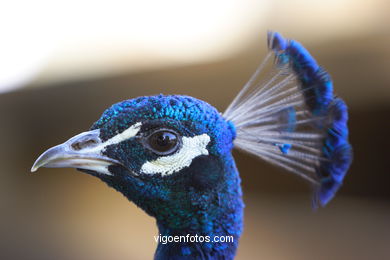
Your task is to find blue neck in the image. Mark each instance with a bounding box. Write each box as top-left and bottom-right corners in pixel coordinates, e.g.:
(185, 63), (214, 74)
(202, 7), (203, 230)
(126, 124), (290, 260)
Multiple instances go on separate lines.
(99, 153), (243, 259)
(154, 158), (244, 260)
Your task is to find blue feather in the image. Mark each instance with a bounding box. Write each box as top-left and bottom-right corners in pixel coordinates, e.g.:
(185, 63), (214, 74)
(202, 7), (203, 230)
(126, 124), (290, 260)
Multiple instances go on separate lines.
(316, 98), (352, 206)
(224, 31), (352, 207)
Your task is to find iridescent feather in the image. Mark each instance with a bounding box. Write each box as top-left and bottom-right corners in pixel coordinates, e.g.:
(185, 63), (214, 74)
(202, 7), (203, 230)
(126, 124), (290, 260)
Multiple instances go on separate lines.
(224, 31), (352, 207)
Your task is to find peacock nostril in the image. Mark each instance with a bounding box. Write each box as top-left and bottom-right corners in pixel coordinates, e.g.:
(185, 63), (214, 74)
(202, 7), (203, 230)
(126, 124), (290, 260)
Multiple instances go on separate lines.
(71, 139), (98, 151)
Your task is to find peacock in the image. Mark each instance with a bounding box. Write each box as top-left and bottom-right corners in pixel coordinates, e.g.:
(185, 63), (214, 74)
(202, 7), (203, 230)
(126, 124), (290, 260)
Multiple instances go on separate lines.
(31, 32), (352, 260)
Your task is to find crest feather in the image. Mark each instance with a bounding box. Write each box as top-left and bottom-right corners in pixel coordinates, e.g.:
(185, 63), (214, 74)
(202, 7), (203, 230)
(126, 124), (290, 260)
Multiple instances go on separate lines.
(224, 31), (352, 207)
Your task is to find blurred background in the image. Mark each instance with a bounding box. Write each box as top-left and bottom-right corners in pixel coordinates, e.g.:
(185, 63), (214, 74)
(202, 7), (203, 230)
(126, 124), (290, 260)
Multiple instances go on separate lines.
(1, 0), (389, 259)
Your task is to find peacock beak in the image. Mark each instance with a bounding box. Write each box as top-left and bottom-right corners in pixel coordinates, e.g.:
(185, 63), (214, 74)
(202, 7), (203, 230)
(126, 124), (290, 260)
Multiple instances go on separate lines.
(31, 129), (121, 175)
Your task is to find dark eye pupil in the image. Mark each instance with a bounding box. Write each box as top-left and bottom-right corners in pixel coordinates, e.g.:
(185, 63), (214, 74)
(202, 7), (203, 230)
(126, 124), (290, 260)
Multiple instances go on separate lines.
(149, 131), (178, 153)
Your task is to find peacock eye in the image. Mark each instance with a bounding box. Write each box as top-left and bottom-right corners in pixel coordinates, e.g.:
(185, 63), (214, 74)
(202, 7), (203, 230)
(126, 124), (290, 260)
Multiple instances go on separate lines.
(146, 130), (180, 155)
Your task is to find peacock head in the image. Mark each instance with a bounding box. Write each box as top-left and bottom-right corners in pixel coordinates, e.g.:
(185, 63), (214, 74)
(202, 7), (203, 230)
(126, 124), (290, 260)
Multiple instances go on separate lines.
(31, 31), (353, 259)
(31, 95), (237, 226)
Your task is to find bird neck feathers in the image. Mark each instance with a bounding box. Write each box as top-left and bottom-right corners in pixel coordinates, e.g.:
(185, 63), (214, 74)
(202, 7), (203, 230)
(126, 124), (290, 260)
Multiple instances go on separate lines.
(154, 155), (244, 260)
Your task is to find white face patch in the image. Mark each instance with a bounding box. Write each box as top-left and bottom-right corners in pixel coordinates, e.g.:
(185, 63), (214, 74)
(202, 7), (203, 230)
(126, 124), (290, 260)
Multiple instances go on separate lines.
(103, 122), (142, 148)
(82, 122), (142, 154)
(140, 133), (211, 176)
(85, 122), (142, 175)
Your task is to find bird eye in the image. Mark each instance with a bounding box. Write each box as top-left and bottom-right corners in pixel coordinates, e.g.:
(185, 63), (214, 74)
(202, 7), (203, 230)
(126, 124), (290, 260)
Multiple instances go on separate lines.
(146, 130), (180, 155)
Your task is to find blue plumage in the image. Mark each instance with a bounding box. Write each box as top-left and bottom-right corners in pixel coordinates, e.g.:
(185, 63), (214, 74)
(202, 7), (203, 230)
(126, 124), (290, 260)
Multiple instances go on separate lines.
(270, 32), (333, 116)
(317, 98), (352, 205)
(32, 31), (352, 259)
(267, 32), (351, 206)
(224, 31), (352, 208)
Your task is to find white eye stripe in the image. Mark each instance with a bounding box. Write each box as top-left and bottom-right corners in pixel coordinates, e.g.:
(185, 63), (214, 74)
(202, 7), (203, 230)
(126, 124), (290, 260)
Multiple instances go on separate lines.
(80, 122), (142, 154)
(140, 134), (211, 176)
(103, 122), (142, 148)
